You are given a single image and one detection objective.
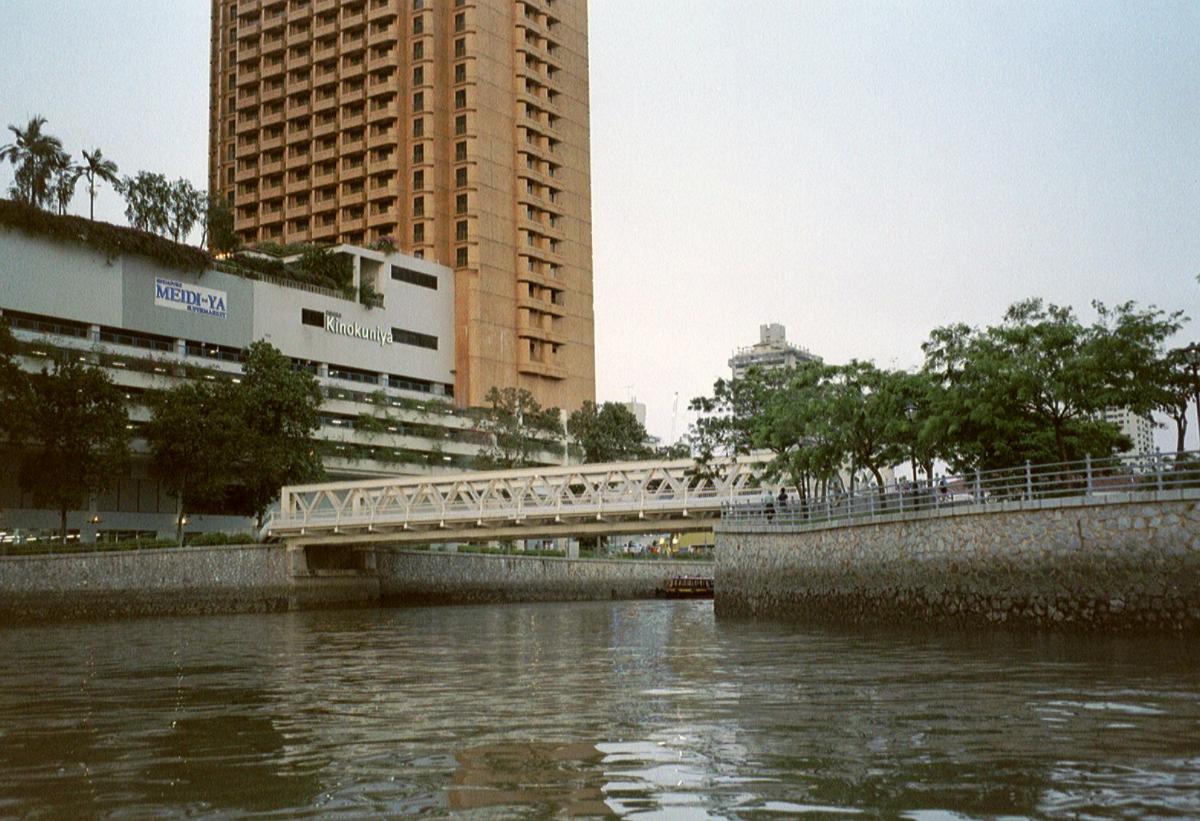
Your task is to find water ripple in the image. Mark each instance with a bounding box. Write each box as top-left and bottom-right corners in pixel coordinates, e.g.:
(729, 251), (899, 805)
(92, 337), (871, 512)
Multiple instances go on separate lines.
(0, 601), (1197, 817)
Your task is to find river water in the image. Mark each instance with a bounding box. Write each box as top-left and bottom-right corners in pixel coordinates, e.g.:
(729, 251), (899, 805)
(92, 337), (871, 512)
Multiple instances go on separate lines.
(0, 601), (1197, 818)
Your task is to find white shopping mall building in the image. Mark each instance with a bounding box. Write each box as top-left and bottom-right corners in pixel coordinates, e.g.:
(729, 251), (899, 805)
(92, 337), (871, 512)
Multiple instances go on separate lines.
(0, 222), (564, 543)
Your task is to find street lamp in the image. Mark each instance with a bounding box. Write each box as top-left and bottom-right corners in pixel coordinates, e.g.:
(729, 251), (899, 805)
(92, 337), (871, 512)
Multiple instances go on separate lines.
(904, 403), (918, 483)
(1184, 343), (1200, 449)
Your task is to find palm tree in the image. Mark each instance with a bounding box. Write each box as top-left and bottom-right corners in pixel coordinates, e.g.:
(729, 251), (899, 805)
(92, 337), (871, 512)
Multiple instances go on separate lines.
(81, 148), (119, 220)
(50, 154), (81, 215)
(0, 116), (65, 209)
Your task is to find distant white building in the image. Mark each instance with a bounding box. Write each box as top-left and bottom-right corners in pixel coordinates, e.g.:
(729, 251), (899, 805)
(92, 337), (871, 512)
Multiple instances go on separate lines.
(729, 323), (820, 380)
(1102, 408), (1156, 457)
(622, 399), (647, 427)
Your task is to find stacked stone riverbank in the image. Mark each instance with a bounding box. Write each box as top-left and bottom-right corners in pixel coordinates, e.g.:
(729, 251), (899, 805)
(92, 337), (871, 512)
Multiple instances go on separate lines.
(0, 544), (710, 623)
(378, 550), (711, 605)
(716, 492), (1200, 631)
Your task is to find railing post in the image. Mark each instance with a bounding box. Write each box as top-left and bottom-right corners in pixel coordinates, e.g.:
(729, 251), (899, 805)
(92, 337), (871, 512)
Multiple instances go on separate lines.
(1085, 454), (1093, 496)
(974, 469), (981, 502)
(1156, 450), (1164, 492)
(1025, 461), (1033, 499)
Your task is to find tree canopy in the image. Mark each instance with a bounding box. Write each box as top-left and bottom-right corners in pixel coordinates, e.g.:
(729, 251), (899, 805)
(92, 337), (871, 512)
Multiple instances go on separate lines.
(1, 116), (70, 211)
(19, 359), (130, 542)
(144, 381), (244, 544)
(690, 299), (1189, 491)
(473, 387), (562, 470)
(567, 401), (652, 463)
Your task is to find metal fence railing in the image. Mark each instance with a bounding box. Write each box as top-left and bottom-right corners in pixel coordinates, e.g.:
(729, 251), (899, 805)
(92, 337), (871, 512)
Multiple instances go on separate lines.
(719, 450), (1200, 530)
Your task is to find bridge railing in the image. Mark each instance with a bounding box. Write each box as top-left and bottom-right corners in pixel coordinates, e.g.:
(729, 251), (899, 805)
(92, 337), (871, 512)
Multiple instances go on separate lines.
(720, 450), (1200, 530)
(269, 455), (777, 535)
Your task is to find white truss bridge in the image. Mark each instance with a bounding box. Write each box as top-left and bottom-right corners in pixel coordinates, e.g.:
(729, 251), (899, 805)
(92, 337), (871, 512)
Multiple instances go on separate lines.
(268, 456), (774, 545)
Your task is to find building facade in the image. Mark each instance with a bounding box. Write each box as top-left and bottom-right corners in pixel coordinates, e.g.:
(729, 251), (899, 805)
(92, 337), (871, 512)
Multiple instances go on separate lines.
(208, 0), (596, 412)
(0, 224), (564, 543)
(1102, 407), (1156, 457)
(728, 323), (821, 380)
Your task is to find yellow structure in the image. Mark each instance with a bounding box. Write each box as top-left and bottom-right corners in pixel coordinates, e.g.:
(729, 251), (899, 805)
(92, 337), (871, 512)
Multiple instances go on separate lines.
(208, 0), (596, 411)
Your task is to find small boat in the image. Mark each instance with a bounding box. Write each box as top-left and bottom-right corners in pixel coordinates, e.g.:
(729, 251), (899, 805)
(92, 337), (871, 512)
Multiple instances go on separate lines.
(655, 576), (714, 599)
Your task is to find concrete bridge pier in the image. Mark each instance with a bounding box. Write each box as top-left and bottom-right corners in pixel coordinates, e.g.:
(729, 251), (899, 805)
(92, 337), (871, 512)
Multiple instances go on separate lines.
(285, 541), (381, 610)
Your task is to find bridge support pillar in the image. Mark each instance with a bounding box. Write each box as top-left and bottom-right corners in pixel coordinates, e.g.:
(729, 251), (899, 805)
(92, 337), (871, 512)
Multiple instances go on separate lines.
(286, 543), (309, 575)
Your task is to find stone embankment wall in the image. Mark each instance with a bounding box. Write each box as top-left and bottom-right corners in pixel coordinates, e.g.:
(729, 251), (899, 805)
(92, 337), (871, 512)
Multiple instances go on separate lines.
(0, 545), (294, 623)
(717, 493), (1200, 631)
(0, 544), (712, 623)
(378, 550), (711, 605)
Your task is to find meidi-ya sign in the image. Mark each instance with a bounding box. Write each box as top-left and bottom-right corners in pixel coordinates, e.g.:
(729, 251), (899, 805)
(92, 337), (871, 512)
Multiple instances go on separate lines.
(325, 313), (393, 347)
(154, 277), (228, 319)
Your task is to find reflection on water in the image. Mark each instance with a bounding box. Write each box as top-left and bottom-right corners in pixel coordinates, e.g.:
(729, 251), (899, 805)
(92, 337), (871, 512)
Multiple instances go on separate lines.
(0, 601), (1197, 818)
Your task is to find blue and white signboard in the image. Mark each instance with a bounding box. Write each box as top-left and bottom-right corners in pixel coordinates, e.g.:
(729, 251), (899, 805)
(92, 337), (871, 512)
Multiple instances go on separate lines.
(154, 277), (228, 319)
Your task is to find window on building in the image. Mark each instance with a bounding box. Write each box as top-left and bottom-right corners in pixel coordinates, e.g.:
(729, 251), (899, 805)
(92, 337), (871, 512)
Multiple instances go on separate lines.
(413, 169), (424, 188)
(412, 222), (424, 243)
(455, 193), (467, 213)
(391, 265), (438, 289)
(413, 196), (424, 216)
(455, 166), (467, 187)
(412, 15), (423, 34)
(412, 66), (423, 85)
(456, 220), (468, 241)
(454, 63), (466, 83)
(454, 37), (466, 58)
(412, 91), (423, 111)
(412, 40), (423, 60)
(413, 143), (424, 163)
(392, 327), (438, 350)
(412, 117), (424, 137)
(454, 12), (465, 31)
(455, 140), (467, 161)
(454, 114), (467, 135)
(454, 89), (466, 109)
(455, 246), (468, 268)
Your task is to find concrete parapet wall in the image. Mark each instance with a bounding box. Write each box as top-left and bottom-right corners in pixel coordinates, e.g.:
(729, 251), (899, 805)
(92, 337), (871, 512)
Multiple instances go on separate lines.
(0, 545), (294, 623)
(378, 550), (711, 605)
(716, 493), (1200, 631)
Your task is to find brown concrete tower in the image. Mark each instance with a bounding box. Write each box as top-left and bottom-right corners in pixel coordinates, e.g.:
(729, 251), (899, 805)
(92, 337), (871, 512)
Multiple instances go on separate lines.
(209, 0), (595, 411)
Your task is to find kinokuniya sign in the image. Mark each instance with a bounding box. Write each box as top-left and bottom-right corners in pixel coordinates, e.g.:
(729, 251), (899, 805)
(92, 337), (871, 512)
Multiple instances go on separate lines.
(324, 312), (393, 347)
(154, 277), (228, 319)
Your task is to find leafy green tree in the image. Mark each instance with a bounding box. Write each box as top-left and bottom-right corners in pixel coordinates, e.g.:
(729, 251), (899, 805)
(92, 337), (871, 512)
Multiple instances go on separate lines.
(0, 322), (33, 446)
(826, 361), (907, 492)
(81, 148), (119, 221)
(1155, 349), (1195, 455)
(653, 440), (691, 460)
(144, 381), (243, 545)
(204, 192), (239, 253)
(50, 153), (80, 215)
(234, 341), (324, 526)
(690, 362), (845, 501)
(118, 171), (170, 234)
(1, 116), (68, 210)
(167, 178), (205, 243)
(118, 173), (205, 242)
(19, 359), (130, 543)
(474, 386), (562, 470)
(297, 246), (353, 289)
(922, 299), (1182, 469)
(567, 401), (651, 463)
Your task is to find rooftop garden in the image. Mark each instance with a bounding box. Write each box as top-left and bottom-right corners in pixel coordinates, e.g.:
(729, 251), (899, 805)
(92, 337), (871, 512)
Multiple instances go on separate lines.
(0, 197), (369, 300)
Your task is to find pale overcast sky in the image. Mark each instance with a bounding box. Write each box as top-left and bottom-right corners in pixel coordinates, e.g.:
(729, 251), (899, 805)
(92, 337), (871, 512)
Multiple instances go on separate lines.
(1, 1), (1198, 448)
